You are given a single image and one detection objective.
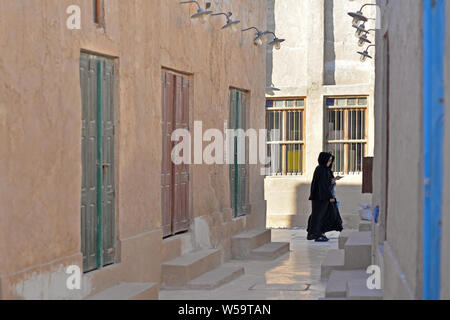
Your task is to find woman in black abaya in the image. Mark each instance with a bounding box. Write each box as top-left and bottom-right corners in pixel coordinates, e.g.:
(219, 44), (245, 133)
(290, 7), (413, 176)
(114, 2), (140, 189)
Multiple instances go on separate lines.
(307, 152), (343, 242)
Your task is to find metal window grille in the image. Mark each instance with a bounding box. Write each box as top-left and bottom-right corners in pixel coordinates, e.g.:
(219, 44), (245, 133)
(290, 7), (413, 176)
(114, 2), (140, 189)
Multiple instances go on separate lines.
(326, 97), (368, 174)
(266, 99), (305, 175)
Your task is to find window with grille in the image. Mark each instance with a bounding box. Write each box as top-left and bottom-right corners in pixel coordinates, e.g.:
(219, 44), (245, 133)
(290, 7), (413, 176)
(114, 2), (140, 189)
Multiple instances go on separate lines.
(325, 97), (368, 174)
(266, 99), (305, 175)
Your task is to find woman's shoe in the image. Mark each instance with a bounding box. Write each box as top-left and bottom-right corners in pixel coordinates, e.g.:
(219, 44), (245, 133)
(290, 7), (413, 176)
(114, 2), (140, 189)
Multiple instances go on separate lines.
(315, 236), (329, 242)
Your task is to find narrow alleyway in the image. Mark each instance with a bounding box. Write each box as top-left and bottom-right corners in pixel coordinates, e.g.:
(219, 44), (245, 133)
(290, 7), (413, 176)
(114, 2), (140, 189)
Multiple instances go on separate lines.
(159, 229), (340, 300)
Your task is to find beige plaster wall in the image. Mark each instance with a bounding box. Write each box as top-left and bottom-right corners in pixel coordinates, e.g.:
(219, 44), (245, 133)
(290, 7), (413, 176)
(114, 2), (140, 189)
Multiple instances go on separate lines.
(0, 0), (267, 299)
(372, 0), (424, 300)
(324, 0), (376, 85)
(372, 0), (388, 271)
(374, 0), (450, 301)
(265, 0), (308, 94)
(385, 0), (424, 300)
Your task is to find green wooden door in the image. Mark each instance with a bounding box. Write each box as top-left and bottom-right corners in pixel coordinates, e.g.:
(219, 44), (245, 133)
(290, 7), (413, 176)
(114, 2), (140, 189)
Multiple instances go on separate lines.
(229, 89), (248, 218)
(80, 53), (115, 273)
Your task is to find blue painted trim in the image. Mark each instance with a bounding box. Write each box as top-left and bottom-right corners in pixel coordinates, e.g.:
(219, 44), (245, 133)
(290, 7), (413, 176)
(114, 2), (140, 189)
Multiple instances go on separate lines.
(423, 0), (446, 300)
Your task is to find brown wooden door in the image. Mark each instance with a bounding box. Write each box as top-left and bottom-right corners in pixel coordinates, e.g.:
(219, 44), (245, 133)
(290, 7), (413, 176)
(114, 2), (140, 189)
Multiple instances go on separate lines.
(161, 72), (174, 238)
(161, 71), (190, 238)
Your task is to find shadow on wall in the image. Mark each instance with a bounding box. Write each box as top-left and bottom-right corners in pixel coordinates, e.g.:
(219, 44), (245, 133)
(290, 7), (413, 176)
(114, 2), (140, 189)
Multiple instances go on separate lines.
(324, 0), (336, 85)
(266, 0), (277, 95)
(265, 179), (371, 229)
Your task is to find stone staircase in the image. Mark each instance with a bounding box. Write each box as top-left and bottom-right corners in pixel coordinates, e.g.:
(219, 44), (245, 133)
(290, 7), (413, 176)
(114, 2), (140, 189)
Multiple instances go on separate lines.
(87, 282), (159, 300)
(320, 221), (383, 300)
(161, 248), (244, 290)
(160, 229), (289, 291)
(85, 230), (289, 298)
(231, 229), (290, 260)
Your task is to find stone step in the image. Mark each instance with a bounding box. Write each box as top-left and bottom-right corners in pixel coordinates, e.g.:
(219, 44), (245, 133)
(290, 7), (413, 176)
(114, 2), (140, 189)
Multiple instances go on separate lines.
(319, 297), (347, 300)
(359, 221), (372, 232)
(341, 214), (361, 230)
(346, 279), (383, 300)
(162, 249), (221, 288)
(249, 242), (290, 260)
(161, 232), (193, 263)
(344, 231), (372, 269)
(321, 249), (346, 280)
(87, 282), (158, 300)
(231, 229), (272, 259)
(325, 270), (368, 298)
(339, 230), (357, 249)
(186, 264), (245, 290)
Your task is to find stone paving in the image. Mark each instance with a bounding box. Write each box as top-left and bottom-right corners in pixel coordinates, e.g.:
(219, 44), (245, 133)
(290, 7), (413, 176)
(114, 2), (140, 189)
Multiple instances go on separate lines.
(159, 228), (340, 300)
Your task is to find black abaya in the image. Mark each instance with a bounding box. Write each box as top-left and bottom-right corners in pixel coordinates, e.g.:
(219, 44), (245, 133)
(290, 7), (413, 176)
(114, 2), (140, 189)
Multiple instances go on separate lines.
(307, 152), (343, 240)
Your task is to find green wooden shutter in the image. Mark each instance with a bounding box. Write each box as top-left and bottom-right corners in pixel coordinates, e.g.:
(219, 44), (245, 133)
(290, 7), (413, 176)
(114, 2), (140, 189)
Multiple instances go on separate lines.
(237, 92), (247, 216)
(229, 90), (237, 217)
(80, 53), (115, 272)
(81, 54), (99, 272)
(229, 89), (248, 218)
(102, 59), (115, 266)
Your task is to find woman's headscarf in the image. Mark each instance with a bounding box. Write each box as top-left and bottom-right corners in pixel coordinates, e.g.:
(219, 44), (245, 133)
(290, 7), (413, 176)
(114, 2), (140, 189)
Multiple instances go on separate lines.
(310, 152), (334, 201)
(318, 152), (332, 167)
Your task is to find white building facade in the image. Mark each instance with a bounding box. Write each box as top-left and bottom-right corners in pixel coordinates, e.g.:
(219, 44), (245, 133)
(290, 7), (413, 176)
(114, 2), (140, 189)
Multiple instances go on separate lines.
(265, 0), (376, 228)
